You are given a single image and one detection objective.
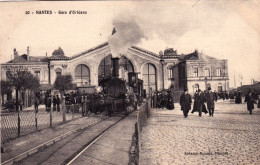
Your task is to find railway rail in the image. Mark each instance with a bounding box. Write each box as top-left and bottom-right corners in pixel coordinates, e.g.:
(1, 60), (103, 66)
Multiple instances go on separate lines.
(1, 114), (122, 165)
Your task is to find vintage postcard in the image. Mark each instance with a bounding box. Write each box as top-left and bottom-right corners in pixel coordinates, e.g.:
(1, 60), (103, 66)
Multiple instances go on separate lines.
(0, 0), (259, 164)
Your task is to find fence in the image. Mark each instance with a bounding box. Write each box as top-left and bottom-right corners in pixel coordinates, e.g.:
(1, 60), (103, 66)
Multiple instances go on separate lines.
(1, 104), (84, 142)
(136, 98), (151, 163)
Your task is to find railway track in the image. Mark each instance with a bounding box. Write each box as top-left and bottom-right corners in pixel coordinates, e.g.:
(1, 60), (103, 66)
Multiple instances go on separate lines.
(2, 114), (126, 165)
(65, 115), (126, 165)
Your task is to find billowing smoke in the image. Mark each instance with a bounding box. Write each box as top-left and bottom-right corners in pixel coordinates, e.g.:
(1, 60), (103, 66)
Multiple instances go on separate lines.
(108, 15), (146, 57)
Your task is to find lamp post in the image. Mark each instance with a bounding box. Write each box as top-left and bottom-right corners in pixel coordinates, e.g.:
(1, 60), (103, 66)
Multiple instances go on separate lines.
(204, 77), (208, 91)
(159, 51), (165, 90)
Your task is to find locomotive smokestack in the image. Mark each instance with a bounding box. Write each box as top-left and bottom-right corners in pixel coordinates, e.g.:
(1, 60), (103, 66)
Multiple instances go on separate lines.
(111, 57), (119, 78)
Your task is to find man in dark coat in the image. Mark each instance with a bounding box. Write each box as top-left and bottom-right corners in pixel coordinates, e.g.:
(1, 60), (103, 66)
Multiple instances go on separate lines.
(153, 92), (158, 108)
(235, 90), (242, 104)
(191, 90), (199, 113)
(193, 90), (208, 117)
(213, 90), (218, 102)
(257, 94), (260, 109)
(167, 90), (174, 110)
(245, 90), (256, 115)
(180, 89), (192, 118)
(157, 92), (162, 108)
(56, 95), (60, 112)
(206, 87), (215, 117)
(53, 95), (57, 111)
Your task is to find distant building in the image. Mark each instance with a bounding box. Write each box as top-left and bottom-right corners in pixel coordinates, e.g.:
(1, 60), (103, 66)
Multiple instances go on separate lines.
(1, 43), (229, 105)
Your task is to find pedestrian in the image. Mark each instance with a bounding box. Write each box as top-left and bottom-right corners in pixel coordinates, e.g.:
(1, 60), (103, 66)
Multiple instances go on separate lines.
(56, 95), (60, 112)
(152, 92), (158, 108)
(46, 95), (52, 112)
(192, 89), (208, 117)
(34, 97), (39, 113)
(245, 90), (256, 115)
(53, 95), (57, 111)
(166, 90), (174, 110)
(206, 87), (215, 117)
(81, 91), (87, 116)
(235, 90), (242, 104)
(257, 94), (260, 109)
(180, 89), (192, 118)
(161, 90), (167, 109)
(157, 92), (162, 108)
(191, 90), (199, 114)
(213, 90), (218, 102)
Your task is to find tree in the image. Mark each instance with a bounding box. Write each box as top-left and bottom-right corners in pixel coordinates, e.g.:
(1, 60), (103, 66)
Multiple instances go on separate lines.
(54, 74), (73, 123)
(54, 75), (73, 93)
(6, 70), (40, 137)
(1, 80), (13, 105)
(6, 71), (40, 111)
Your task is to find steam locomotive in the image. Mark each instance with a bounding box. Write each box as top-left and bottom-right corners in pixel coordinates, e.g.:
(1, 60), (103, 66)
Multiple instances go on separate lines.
(92, 57), (144, 116)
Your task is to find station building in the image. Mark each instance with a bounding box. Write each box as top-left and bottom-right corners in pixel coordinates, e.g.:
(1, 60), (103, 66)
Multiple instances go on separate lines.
(1, 43), (229, 106)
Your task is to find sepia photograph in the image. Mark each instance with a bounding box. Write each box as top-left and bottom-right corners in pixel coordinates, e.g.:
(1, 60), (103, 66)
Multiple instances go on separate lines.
(0, 0), (260, 164)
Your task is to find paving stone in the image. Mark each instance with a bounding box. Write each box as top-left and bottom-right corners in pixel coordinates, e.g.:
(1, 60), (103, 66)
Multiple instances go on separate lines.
(140, 101), (260, 164)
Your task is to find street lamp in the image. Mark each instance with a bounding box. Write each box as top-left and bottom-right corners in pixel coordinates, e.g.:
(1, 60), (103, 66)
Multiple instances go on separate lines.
(204, 77), (208, 91)
(159, 51), (165, 90)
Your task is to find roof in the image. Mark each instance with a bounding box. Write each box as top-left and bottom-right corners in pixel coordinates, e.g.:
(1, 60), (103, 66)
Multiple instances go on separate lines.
(178, 51), (217, 61)
(70, 42), (109, 60)
(61, 42), (160, 61)
(7, 54), (48, 64)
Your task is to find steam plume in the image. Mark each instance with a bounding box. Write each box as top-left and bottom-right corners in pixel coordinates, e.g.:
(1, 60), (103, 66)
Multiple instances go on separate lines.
(108, 15), (146, 57)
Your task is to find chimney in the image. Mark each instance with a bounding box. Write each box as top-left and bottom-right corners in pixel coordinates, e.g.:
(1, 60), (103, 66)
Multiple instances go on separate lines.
(46, 52), (48, 57)
(111, 57), (119, 78)
(27, 46), (30, 61)
(13, 48), (18, 58)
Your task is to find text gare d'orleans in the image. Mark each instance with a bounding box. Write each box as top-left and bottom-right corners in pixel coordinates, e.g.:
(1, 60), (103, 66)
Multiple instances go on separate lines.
(25, 10), (87, 15)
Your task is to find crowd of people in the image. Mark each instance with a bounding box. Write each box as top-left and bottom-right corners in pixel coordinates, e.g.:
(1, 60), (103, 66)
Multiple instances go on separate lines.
(179, 88), (260, 118)
(151, 90), (175, 110)
(39, 90), (90, 116)
(36, 87), (260, 118)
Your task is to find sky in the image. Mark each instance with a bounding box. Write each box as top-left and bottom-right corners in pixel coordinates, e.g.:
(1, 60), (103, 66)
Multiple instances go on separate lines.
(0, 0), (259, 87)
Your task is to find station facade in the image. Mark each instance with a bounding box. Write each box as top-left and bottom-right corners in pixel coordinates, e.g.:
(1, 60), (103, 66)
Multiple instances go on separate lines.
(1, 42), (229, 105)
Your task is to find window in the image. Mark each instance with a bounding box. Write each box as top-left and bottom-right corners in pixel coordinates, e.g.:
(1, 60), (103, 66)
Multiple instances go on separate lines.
(98, 55), (134, 83)
(205, 68), (210, 77)
(218, 83), (222, 92)
(35, 71), (40, 79)
(193, 68), (198, 77)
(55, 68), (62, 78)
(44, 70), (48, 81)
(74, 64), (90, 85)
(168, 67), (173, 79)
(142, 63), (157, 94)
(119, 56), (134, 72)
(216, 68), (221, 76)
(56, 72), (61, 78)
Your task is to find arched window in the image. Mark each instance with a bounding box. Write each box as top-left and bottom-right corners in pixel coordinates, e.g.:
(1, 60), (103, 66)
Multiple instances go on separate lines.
(98, 55), (134, 83)
(74, 64), (90, 85)
(142, 63), (157, 94)
(119, 56), (134, 72)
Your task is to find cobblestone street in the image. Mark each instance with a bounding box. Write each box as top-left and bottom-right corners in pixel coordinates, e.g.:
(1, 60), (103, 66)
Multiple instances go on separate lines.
(140, 100), (260, 165)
